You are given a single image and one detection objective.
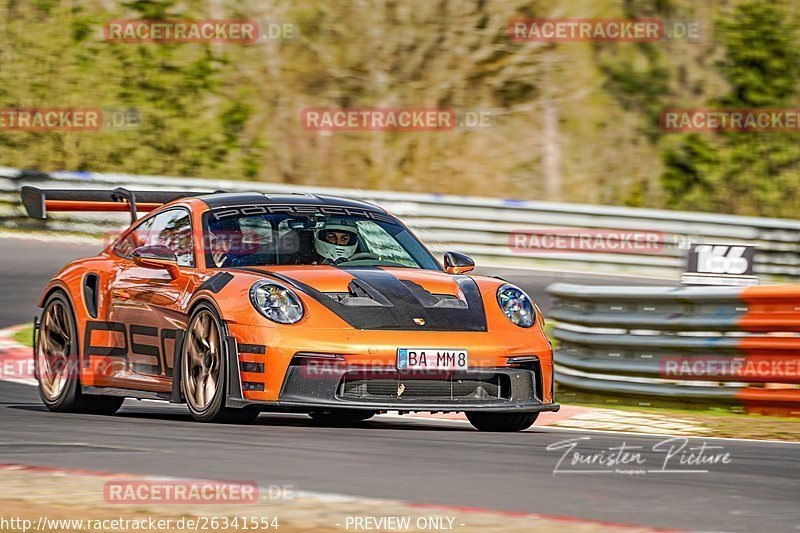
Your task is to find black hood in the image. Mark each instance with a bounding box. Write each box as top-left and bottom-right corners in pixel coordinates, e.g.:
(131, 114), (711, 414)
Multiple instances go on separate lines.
(238, 266), (488, 332)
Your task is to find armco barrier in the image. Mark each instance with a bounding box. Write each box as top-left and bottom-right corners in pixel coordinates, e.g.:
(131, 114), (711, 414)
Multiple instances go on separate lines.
(546, 283), (800, 413)
(2, 167), (800, 279)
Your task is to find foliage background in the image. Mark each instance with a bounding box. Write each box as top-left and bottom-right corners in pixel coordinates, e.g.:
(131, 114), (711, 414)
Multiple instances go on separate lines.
(0, 0), (798, 217)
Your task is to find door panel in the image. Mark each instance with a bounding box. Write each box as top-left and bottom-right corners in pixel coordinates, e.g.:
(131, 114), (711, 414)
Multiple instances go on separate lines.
(104, 208), (196, 391)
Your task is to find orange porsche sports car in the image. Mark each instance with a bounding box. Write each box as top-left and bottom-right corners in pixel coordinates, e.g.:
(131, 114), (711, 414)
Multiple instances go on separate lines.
(22, 186), (558, 431)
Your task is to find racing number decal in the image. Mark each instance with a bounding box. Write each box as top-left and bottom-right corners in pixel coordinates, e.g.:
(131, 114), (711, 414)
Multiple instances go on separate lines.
(83, 320), (180, 376)
(129, 324), (161, 375)
(160, 328), (179, 377)
(82, 321), (127, 369)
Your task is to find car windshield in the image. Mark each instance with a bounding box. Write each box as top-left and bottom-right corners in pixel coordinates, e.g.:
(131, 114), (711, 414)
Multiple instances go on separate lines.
(202, 210), (441, 270)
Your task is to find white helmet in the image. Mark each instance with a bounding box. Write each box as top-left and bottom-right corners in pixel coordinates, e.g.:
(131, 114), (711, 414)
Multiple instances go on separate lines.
(314, 218), (359, 262)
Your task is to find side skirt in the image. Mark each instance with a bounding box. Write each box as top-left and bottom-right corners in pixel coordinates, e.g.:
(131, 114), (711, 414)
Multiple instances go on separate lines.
(82, 386), (171, 402)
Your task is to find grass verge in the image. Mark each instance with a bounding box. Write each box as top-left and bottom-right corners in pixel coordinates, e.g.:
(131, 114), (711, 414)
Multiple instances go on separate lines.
(562, 398), (800, 441)
(12, 322), (33, 348)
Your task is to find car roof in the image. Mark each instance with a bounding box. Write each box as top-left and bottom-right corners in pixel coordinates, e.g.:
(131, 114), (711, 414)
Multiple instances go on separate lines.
(196, 192), (386, 213)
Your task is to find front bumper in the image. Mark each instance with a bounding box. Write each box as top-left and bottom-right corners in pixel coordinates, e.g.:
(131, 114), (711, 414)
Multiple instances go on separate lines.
(227, 352), (559, 413)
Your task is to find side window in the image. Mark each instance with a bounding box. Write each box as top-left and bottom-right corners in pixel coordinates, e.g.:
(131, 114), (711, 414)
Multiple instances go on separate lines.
(113, 218), (154, 258)
(144, 210), (195, 267)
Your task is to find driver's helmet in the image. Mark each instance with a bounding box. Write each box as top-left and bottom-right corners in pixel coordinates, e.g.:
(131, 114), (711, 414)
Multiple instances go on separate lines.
(314, 218), (359, 262)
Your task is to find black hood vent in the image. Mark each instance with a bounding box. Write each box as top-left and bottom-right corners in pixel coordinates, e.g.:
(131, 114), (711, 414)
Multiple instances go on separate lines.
(239, 267), (487, 332)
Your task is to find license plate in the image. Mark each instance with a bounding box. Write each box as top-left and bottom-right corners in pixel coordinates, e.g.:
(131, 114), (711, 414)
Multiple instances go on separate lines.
(397, 348), (468, 371)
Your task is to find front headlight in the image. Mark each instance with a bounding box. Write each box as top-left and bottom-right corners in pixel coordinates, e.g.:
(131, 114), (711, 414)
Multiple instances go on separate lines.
(250, 281), (304, 324)
(497, 284), (535, 328)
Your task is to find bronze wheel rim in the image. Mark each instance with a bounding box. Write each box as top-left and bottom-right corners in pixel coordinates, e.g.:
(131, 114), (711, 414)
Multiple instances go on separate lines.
(184, 310), (222, 411)
(38, 301), (72, 401)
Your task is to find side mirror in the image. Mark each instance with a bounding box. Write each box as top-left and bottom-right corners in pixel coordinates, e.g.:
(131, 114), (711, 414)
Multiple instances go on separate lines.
(132, 245), (180, 279)
(444, 251), (475, 275)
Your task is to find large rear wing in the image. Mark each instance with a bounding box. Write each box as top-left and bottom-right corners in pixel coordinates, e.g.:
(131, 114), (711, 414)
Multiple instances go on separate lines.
(20, 186), (215, 223)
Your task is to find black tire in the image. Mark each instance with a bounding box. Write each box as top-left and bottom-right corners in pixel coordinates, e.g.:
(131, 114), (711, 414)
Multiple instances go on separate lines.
(181, 303), (260, 424)
(466, 411), (538, 432)
(36, 292), (123, 415)
(308, 410), (376, 425)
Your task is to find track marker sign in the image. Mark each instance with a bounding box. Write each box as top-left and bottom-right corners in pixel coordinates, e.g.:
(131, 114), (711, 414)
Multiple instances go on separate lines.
(681, 243), (758, 286)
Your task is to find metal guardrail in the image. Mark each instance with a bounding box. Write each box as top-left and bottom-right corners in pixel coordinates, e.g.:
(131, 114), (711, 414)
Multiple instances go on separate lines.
(547, 283), (800, 411)
(2, 167), (800, 278)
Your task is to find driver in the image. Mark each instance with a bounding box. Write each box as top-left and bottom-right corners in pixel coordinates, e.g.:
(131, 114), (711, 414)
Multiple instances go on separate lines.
(208, 218), (240, 268)
(314, 218), (360, 263)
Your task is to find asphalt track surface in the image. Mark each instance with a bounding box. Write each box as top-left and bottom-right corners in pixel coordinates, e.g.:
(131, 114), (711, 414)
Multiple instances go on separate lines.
(1, 235), (799, 532)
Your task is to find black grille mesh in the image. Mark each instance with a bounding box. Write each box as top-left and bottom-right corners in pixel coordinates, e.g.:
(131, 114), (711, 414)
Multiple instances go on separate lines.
(338, 374), (510, 401)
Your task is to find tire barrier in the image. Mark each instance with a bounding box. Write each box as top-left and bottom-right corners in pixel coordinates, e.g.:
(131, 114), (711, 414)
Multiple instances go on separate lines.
(547, 283), (800, 413)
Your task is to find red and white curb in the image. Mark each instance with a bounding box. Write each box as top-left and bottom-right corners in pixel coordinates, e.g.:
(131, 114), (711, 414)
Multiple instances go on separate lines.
(0, 324), (35, 385)
(0, 464), (676, 532)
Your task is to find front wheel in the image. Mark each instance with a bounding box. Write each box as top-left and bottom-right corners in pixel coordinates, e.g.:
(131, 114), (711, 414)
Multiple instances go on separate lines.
(466, 411), (538, 432)
(181, 304), (259, 424)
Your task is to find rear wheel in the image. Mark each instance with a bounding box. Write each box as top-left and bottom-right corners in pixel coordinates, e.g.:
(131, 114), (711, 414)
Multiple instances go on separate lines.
(308, 410), (375, 425)
(466, 411), (538, 432)
(37, 292), (123, 415)
(182, 304), (259, 424)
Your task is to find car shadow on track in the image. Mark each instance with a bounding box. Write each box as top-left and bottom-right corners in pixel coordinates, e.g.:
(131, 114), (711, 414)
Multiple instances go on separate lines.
(115, 411), (474, 432)
(6, 404), (49, 410)
(8, 403), (475, 431)
(257, 416), (473, 432)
